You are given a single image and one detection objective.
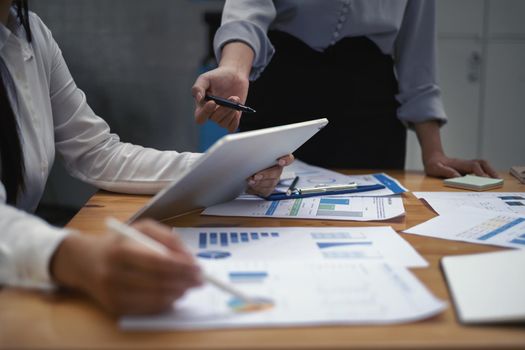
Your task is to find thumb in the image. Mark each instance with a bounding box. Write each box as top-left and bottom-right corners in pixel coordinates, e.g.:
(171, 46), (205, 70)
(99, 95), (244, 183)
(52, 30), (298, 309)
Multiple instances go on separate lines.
(191, 75), (210, 103)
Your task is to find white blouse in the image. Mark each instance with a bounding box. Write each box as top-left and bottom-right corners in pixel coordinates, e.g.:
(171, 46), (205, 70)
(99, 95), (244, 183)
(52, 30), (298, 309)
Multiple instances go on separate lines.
(0, 11), (200, 289)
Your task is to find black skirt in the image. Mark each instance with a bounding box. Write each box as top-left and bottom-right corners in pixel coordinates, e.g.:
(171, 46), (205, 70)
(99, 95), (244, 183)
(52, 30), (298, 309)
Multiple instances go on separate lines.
(240, 30), (407, 169)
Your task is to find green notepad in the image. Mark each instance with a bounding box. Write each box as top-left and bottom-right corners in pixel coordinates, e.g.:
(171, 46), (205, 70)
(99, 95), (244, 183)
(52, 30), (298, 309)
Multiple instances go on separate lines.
(443, 175), (503, 191)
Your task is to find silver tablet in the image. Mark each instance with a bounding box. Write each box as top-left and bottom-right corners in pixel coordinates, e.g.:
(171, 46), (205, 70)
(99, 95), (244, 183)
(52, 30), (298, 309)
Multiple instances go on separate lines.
(128, 118), (329, 222)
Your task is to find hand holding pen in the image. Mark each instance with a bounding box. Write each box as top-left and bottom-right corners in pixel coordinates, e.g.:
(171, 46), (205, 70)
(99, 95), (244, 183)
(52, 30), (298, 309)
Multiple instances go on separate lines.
(192, 64), (251, 133)
(51, 219), (202, 315)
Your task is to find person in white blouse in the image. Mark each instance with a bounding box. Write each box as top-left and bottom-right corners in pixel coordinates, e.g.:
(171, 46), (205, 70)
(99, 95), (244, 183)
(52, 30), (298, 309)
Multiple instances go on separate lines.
(0, 0), (292, 315)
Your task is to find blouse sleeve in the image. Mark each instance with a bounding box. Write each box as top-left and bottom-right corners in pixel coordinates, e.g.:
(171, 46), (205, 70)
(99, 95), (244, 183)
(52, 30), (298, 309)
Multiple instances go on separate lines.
(394, 0), (448, 125)
(40, 19), (201, 195)
(214, 0), (277, 80)
(0, 182), (71, 290)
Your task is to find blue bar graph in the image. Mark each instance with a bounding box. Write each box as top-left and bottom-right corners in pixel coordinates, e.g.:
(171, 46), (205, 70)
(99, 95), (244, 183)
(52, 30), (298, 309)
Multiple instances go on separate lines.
(196, 231), (281, 249)
(317, 242), (372, 249)
(265, 201), (279, 215)
(229, 271), (268, 283)
(320, 198), (349, 205)
(220, 232), (228, 246)
(199, 233), (207, 249)
(478, 218), (525, 241)
(510, 238), (525, 245)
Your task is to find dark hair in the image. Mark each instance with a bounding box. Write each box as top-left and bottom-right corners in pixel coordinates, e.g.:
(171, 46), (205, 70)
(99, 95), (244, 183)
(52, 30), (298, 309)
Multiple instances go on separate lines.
(0, 0), (31, 204)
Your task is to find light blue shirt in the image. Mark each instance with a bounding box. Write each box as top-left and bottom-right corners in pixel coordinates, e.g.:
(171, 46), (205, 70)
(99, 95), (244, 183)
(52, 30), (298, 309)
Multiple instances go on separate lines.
(214, 0), (447, 124)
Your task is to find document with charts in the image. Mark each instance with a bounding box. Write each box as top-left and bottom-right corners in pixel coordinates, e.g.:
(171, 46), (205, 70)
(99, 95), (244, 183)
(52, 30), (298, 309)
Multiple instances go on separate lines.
(120, 261), (446, 330)
(413, 192), (525, 215)
(175, 226), (427, 267)
(238, 160), (408, 200)
(404, 207), (525, 249)
(202, 196), (405, 221)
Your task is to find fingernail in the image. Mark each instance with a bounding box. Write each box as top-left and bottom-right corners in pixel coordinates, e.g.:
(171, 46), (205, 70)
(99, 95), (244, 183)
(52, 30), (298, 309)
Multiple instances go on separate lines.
(278, 159), (286, 166)
(255, 174), (263, 180)
(196, 92), (203, 101)
(248, 180), (256, 185)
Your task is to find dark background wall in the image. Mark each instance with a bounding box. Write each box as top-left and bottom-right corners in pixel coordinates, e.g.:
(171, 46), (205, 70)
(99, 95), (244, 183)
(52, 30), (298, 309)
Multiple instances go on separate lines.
(31, 0), (223, 221)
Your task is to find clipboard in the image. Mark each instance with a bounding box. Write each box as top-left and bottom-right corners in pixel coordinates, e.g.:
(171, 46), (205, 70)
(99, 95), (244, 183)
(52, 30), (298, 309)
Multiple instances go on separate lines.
(263, 184), (386, 201)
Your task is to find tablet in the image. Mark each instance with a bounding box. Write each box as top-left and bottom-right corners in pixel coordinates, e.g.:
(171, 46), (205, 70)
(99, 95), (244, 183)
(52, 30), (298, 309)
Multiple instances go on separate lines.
(128, 118), (329, 222)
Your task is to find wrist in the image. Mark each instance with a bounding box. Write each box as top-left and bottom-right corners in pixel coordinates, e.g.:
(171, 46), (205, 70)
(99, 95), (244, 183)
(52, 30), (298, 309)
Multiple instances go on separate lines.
(50, 233), (92, 291)
(414, 120), (445, 161)
(219, 42), (254, 79)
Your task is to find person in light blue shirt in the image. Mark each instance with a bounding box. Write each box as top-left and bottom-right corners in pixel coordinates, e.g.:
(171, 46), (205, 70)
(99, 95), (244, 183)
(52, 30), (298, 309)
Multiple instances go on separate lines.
(192, 0), (497, 178)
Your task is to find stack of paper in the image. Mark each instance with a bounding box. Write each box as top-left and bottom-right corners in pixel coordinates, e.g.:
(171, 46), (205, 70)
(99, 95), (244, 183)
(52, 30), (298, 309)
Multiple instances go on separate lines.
(204, 161), (408, 221)
(120, 226), (446, 330)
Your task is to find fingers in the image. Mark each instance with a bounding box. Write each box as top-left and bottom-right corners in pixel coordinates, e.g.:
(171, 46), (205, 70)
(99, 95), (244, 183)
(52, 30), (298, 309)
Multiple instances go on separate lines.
(426, 156), (499, 179)
(194, 100), (216, 125)
(93, 230), (203, 315)
(471, 161), (488, 177)
(277, 154), (294, 167)
(248, 165), (283, 197)
(114, 239), (200, 280)
(479, 159), (499, 178)
(449, 158), (498, 178)
(426, 161), (461, 178)
(247, 155), (294, 196)
(207, 96), (242, 132)
(191, 75), (210, 103)
(194, 96), (242, 132)
(131, 219), (191, 257)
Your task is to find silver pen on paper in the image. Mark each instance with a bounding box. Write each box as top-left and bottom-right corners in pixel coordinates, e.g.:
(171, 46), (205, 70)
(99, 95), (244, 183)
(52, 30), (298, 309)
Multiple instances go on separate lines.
(297, 182), (357, 194)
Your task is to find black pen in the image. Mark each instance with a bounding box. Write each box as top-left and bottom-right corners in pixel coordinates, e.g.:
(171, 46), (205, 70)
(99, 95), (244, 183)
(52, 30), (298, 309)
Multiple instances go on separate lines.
(286, 176), (300, 196)
(205, 94), (256, 114)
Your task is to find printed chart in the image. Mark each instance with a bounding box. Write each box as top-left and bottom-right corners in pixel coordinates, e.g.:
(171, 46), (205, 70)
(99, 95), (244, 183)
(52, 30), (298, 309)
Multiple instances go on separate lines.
(177, 226), (427, 267)
(202, 196), (405, 221)
(405, 207), (525, 248)
(120, 261), (445, 330)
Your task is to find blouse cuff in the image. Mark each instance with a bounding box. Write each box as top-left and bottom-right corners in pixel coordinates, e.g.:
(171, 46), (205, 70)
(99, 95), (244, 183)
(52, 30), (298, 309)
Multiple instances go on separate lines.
(396, 84), (448, 126)
(6, 225), (71, 291)
(214, 20), (275, 81)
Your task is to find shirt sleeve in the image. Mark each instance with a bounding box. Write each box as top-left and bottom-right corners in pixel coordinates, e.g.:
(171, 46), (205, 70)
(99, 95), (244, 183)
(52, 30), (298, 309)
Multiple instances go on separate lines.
(0, 182), (70, 290)
(394, 0), (447, 125)
(214, 0), (277, 80)
(38, 17), (202, 195)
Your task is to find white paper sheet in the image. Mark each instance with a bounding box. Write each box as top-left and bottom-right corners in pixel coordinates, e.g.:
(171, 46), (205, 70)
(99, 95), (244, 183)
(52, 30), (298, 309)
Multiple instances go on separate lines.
(202, 196), (405, 221)
(120, 261), (445, 330)
(414, 192), (525, 215)
(175, 226), (427, 267)
(404, 207), (525, 249)
(442, 250), (525, 324)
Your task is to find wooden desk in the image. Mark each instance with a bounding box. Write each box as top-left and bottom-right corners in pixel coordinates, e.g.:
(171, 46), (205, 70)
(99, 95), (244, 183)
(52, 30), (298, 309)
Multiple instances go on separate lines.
(1, 171), (524, 349)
